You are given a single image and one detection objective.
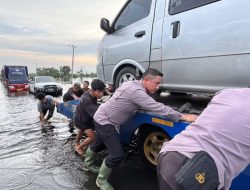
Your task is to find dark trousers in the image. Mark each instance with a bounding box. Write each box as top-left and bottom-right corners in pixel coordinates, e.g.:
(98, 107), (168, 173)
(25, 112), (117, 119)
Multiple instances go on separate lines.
(157, 151), (189, 190)
(90, 121), (123, 168)
(43, 105), (55, 120)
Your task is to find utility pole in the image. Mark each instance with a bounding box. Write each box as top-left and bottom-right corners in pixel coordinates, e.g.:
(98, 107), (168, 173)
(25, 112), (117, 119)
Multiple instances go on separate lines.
(80, 66), (83, 83)
(68, 44), (77, 83)
(35, 63), (38, 76)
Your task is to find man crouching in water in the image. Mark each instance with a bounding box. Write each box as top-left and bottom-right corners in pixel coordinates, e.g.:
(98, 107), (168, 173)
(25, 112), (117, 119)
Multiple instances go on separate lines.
(36, 92), (59, 127)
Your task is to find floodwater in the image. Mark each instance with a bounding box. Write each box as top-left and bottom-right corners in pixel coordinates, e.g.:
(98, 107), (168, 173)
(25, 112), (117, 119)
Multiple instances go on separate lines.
(0, 83), (158, 190)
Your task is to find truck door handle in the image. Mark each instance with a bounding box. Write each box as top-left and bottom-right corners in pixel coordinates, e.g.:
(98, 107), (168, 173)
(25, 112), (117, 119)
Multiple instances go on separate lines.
(172, 21), (180, 38)
(134, 30), (145, 38)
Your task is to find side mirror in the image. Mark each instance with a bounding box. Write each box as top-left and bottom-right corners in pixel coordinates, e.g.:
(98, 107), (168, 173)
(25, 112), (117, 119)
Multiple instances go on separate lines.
(100, 18), (114, 34)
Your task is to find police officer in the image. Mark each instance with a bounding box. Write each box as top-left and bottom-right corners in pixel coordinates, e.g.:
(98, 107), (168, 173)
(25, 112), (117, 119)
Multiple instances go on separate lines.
(82, 68), (197, 190)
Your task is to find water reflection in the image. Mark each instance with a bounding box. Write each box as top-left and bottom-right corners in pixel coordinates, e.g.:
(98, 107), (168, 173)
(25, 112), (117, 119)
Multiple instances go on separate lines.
(0, 83), (158, 190)
(0, 84), (92, 190)
(8, 91), (29, 97)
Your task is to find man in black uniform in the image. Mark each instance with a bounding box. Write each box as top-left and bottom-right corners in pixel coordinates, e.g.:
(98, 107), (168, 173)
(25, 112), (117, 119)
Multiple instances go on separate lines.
(63, 83), (84, 102)
(74, 79), (106, 156)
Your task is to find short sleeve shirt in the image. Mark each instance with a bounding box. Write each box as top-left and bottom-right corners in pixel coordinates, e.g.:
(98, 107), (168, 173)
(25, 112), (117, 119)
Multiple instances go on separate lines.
(37, 95), (54, 112)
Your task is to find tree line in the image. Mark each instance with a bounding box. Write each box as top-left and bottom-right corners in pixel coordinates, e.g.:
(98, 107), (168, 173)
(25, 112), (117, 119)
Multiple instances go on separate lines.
(29, 66), (97, 81)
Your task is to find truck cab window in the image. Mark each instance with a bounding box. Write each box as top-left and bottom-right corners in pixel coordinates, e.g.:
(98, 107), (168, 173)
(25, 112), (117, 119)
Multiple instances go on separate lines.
(114, 0), (152, 30)
(169, 0), (220, 15)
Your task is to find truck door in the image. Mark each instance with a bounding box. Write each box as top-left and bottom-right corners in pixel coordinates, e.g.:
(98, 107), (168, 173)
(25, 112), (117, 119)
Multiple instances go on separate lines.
(161, 0), (250, 93)
(102, 0), (156, 85)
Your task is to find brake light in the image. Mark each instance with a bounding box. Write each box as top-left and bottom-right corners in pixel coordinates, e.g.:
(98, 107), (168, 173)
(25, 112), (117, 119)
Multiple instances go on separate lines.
(25, 85), (29, 89)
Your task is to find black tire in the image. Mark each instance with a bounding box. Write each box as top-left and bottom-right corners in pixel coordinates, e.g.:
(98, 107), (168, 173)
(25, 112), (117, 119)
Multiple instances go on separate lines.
(115, 67), (140, 90)
(138, 127), (170, 171)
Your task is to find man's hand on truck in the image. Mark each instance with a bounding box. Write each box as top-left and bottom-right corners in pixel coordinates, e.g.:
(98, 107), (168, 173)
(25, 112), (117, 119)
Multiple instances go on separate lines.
(180, 114), (198, 122)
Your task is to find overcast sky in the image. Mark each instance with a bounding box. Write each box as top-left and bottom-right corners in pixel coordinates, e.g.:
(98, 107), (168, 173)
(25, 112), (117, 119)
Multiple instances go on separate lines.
(0, 0), (125, 73)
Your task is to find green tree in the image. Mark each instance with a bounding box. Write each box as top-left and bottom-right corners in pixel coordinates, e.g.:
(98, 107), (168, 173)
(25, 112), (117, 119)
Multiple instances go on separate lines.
(60, 66), (71, 82)
(77, 67), (84, 82)
(29, 73), (36, 78)
(61, 66), (71, 76)
(37, 67), (60, 78)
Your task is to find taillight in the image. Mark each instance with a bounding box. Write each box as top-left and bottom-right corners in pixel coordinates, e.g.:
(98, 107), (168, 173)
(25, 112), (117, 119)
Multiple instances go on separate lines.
(25, 85), (29, 89)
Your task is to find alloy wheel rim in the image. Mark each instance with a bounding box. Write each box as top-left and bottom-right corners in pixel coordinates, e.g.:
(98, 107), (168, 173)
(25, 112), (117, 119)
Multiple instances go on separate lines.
(119, 73), (136, 87)
(143, 132), (168, 165)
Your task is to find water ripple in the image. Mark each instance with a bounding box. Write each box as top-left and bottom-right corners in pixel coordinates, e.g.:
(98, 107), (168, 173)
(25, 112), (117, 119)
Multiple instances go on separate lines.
(0, 84), (94, 190)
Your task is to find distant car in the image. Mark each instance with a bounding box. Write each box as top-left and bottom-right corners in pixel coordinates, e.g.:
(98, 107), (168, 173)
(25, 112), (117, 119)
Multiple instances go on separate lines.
(29, 76), (63, 95)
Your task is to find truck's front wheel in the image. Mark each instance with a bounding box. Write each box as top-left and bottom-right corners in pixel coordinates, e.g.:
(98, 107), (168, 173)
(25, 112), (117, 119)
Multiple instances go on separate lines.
(139, 127), (169, 170)
(115, 67), (139, 90)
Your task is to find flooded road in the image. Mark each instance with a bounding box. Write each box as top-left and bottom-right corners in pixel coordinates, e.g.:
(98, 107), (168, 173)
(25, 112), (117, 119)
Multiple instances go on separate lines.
(0, 84), (158, 190)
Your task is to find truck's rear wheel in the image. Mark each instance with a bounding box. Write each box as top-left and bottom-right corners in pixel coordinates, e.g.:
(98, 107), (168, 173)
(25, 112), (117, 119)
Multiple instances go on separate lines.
(139, 127), (170, 170)
(115, 67), (139, 90)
